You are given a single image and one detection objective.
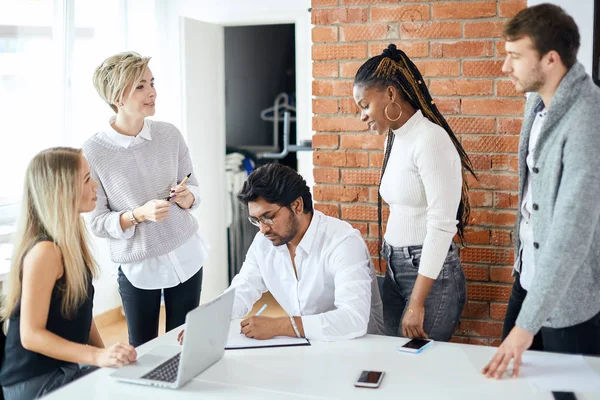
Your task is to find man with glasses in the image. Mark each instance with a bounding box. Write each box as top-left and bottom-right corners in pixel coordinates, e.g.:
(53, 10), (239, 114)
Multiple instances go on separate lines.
(228, 163), (384, 341)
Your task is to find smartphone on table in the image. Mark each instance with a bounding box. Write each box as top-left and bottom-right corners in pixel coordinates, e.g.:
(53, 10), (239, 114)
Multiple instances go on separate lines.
(397, 338), (433, 354)
(354, 370), (385, 388)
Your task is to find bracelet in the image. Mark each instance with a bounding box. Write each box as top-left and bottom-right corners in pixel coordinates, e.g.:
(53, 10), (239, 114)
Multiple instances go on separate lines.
(129, 210), (140, 225)
(289, 316), (301, 338)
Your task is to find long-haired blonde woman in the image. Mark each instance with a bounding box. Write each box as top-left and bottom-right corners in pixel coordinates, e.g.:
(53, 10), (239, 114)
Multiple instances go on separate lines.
(0, 147), (136, 400)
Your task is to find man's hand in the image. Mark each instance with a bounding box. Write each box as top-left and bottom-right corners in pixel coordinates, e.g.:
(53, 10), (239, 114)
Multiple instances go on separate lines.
(402, 302), (428, 339)
(177, 329), (184, 345)
(240, 316), (282, 340)
(482, 326), (534, 379)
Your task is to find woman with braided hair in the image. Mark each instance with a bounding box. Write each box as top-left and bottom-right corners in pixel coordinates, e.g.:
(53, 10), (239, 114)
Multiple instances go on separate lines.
(353, 44), (475, 341)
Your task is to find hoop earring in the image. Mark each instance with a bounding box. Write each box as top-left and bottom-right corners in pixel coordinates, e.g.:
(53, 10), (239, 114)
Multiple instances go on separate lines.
(384, 101), (402, 122)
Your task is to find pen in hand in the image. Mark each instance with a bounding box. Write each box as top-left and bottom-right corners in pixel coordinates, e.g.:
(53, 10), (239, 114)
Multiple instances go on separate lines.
(166, 172), (192, 201)
(255, 304), (268, 316)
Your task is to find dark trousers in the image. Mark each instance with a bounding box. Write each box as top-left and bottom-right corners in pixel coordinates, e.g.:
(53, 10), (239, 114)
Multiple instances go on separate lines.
(2, 364), (96, 400)
(503, 273), (600, 356)
(117, 267), (203, 347)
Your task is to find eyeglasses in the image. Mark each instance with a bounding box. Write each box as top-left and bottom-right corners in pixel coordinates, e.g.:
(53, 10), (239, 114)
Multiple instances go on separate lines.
(248, 206), (283, 227)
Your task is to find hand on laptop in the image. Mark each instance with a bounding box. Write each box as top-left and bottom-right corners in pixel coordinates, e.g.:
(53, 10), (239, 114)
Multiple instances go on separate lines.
(240, 316), (283, 340)
(94, 342), (137, 367)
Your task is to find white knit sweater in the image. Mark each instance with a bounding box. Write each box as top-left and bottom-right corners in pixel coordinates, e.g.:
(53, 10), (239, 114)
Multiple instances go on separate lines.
(380, 110), (462, 279)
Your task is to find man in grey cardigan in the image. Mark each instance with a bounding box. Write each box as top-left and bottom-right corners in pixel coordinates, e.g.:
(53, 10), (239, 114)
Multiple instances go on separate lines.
(484, 4), (600, 379)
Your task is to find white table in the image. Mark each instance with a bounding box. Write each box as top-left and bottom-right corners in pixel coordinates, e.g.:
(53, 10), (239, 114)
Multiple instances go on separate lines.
(46, 321), (600, 400)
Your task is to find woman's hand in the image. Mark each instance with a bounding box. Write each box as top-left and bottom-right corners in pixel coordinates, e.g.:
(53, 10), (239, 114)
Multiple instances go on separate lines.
(136, 199), (170, 222)
(93, 342), (137, 367)
(170, 184), (194, 209)
(401, 302), (428, 339)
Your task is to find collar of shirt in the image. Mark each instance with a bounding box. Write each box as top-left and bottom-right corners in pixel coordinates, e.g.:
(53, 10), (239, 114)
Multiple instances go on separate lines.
(105, 116), (152, 148)
(392, 109), (424, 137)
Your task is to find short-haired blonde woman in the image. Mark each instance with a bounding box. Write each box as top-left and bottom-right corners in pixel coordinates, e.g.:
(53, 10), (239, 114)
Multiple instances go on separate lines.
(0, 147), (136, 400)
(83, 52), (207, 347)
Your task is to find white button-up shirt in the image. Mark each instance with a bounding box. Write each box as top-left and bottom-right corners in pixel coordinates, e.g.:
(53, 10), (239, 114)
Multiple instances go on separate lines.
(102, 117), (208, 289)
(227, 210), (384, 341)
(518, 107), (547, 291)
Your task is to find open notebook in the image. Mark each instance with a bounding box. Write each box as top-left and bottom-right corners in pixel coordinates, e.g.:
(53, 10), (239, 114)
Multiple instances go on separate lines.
(226, 325), (310, 350)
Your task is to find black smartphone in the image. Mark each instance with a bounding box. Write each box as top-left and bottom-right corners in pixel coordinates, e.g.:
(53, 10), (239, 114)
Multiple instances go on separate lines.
(397, 338), (433, 353)
(354, 370), (385, 388)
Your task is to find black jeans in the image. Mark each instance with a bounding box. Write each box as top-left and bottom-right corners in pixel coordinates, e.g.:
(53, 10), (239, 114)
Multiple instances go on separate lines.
(117, 267), (203, 347)
(2, 364), (96, 400)
(503, 273), (600, 356)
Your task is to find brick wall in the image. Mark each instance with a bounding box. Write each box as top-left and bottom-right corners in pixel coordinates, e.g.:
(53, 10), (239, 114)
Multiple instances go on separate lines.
(311, 0), (527, 346)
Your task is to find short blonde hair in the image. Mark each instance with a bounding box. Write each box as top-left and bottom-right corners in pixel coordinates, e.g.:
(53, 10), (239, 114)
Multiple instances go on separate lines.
(93, 52), (151, 113)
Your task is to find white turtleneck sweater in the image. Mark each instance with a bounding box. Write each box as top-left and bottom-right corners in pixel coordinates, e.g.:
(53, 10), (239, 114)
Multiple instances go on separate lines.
(380, 110), (462, 279)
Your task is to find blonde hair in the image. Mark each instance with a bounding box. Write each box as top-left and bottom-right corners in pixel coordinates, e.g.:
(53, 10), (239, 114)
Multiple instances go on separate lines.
(93, 52), (152, 113)
(1, 147), (98, 320)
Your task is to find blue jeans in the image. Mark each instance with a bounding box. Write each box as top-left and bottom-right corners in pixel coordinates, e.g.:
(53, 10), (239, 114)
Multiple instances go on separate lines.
(381, 241), (466, 341)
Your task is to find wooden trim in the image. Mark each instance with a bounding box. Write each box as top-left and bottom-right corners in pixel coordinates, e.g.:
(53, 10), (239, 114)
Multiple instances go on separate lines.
(94, 307), (124, 329)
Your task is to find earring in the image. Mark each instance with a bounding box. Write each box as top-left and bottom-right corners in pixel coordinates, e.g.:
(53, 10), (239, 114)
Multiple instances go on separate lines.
(384, 101), (402, 122)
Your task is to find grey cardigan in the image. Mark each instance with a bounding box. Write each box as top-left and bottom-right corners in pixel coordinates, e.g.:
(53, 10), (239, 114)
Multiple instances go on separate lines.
(514, 63), (600, 334)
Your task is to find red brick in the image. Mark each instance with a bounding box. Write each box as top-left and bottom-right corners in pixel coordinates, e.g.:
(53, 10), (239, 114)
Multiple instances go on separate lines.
(314, 167), (340, 183)
(429, 79), (493, 96)
(432, 2), (496, 19)
(463, 60), (504, 78)
(331, 81), (354, 96)
(341, 169), (380, 185)
(464, 21), (506, 38)
(342, 205), (378, 222)
(497, 80), (522, 97)
(450, 336), (470, 344)
(349, 222), (368, 237)
(369, 41), (429, 58)
(499, 0), (527, 18)
(340, 61), (363, 78)
(341, 0), (397, 4)
(494, 192), (519, 209)
(312, 0), (338, 6)
(495, 40), (507, 57)
(466, 172), (518, 191)
(313, 116), (367, 132)
(370, 152), (384, 168)
(462, 98), (525, 116)
(468, 337), (490, 346)
(340, 98), (360, 114)
(312, 26), (338, 43)
(313, 150), (369, 167)
(466, 154), (491, 171)
(463, 227), (490, 244)
(312, 80), (333, 96)
(490, 339), (502, 347)
(459, 320), (504, 337)
(462, 247), (513, 264)
(313, 62), (338, 78)
(369, 188), (381, 203)
(311, 8), (368, 24)
(369, 222), (388, 238)
(490, 302), (509, 320)
(490, 266), (514, 283)
(448, 117), (496, 134)
(469, 209), (517, 227)
(401, 21), (462, 39)
(497, 118), (522, 134)
(462, 136), (520, 153)
(313, 99), (338, 114)
(371, 5), (430, 23)
(312, 134), (339, 149)
(462, 301), (490, 318)
(315, 203), (340, 218)
(365, 239), (381, 257)
(414, 60), (460, 77)
(312, 43), (367, 61)
(491, 154), (510, 170)
(431, 40), (494, 58)
(340, 134), (385, 150)
(467, 283), (512, 302)
(433, 98), (461, 114)
(462, 264), (490, 282)
(341, 24), (397, 42)
(313, 185), (370, 203)
(469, 190), (493, 207)
(490, 229), (513, 246)
(509, 155), (519, 171)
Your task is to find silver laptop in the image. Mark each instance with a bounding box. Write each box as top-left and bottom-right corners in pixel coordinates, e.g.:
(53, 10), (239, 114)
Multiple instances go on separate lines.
(110, 289), (234, 389)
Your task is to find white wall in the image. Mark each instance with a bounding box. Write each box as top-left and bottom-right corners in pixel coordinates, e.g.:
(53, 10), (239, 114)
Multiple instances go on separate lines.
(527, 0), (594, 75)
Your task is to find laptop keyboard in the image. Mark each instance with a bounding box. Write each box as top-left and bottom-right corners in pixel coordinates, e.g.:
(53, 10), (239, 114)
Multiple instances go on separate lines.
(141, 352), (181, 383)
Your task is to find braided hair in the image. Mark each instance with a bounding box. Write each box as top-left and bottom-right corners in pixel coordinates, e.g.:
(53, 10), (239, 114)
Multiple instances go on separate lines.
(354, 44), (476, 269)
